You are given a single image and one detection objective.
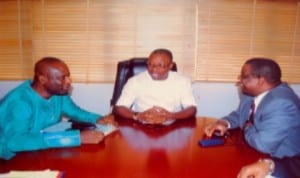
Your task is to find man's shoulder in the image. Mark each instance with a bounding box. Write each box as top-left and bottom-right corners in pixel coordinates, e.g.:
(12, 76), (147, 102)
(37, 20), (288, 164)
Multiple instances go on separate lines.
(128, 71), (149, 82)
(269, 83), (299, 100)
(0, 81), (34, 116)
(168, 71), (191, 82)
(1, 80), (32, 99)
(257, 83), (300, 111)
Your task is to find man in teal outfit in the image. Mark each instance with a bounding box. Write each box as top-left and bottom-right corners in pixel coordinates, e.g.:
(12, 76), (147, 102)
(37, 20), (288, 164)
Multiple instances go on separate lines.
(0, 57), (108, 160)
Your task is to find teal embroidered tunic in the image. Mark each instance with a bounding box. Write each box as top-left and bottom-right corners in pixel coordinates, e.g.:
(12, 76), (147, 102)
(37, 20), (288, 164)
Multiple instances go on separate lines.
(0, 80), (102, 160)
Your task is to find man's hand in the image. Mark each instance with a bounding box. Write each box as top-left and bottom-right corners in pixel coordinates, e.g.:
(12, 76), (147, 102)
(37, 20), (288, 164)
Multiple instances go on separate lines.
(80, 130), (104, 144)
(138, 106), (171, 124)
(204, 119), (228, 137)
(96, 114), (118, 127)
(237, 160), (271, 178)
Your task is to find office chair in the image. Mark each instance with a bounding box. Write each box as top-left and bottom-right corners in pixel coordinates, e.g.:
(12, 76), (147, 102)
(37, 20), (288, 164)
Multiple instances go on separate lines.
(110, 57), (177, 107)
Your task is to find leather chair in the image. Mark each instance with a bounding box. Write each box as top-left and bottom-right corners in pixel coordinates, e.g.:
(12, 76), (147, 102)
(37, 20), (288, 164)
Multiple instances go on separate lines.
(110, 57), (177, 106)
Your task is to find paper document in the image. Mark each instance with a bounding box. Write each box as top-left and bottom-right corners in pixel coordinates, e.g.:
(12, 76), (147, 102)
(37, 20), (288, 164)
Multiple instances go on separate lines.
(95, 123), (118, 136)
(0, 169), (64, 178)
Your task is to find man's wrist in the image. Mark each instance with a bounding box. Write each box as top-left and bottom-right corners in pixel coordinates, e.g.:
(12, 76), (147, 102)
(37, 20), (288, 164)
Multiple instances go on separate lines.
(217, 119), (230, 129)
(259, 158), (275, 175)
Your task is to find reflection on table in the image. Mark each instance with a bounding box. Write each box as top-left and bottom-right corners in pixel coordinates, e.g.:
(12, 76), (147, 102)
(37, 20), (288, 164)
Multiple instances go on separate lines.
(0, 117), (264, 178)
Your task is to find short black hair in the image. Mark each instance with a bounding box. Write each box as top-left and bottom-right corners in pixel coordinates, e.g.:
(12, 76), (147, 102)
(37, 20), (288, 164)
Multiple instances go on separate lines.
(149, 48), (173, 62)
(34, 57), (63, 74)
(245, 57), (281, 84)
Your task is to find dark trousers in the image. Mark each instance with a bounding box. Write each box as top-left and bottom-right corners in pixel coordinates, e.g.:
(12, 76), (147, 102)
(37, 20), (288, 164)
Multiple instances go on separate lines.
(273, 155), (300, 178)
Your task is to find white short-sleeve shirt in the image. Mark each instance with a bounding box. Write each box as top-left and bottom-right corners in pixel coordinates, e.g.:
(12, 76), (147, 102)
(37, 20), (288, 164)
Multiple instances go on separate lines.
(116, 71), (196, 112)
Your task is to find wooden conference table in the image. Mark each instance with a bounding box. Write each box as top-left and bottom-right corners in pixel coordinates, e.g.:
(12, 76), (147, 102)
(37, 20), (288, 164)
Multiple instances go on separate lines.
(0, 116), (264, 178)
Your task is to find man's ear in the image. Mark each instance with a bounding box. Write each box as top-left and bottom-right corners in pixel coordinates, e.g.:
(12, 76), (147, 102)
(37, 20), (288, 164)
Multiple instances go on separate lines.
(169, 62), (174, 70)
(38, 75), (47, 84)
(257, 76), (266, 86)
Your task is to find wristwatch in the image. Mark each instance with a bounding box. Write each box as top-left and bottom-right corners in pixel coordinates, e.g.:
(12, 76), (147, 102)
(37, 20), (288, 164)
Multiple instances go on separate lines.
(259, 158), (275, 175)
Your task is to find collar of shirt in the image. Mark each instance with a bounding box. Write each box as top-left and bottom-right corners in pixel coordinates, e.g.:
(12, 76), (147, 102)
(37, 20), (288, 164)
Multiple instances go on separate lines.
(253, 90), (269, 113)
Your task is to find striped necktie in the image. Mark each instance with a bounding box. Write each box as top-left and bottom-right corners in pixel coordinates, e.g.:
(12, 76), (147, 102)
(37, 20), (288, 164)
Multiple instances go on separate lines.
(248, 101), (255, 124)
(243, 101), (255, 130)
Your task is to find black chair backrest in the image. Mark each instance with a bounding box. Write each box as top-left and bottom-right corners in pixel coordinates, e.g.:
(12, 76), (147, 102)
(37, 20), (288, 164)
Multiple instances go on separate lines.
(110, 57), (177, 106)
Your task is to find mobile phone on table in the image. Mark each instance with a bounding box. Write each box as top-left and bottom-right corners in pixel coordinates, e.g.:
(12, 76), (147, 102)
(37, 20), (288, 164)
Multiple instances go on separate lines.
(198, 138), (225, 147)
(198, 130), (226, 147)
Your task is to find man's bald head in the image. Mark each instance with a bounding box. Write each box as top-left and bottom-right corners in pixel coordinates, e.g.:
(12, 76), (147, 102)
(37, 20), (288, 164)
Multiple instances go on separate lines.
(32, 57), (71, 98)
(34, 57), (66, 77)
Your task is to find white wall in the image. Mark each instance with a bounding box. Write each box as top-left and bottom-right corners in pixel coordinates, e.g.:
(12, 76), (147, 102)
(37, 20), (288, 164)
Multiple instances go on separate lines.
(1, 81), (300, 118)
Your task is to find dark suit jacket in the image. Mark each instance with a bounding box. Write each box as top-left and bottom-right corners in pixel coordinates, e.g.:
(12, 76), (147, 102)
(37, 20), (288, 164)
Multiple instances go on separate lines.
(224, 83), (300, 158)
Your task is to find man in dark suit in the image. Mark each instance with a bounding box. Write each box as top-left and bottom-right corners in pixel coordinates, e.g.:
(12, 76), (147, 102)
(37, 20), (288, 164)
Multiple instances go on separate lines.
(204, 58), (300, 177)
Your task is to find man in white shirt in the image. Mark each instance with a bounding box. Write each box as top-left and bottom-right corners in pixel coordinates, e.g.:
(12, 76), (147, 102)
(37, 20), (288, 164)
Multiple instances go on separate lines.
(113, 48), (197, 125)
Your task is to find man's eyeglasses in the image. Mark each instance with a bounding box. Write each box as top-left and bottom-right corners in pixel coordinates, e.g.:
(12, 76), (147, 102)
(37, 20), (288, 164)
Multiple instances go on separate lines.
(147, 62), (171, 69)
(238, 74), (260, 83)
